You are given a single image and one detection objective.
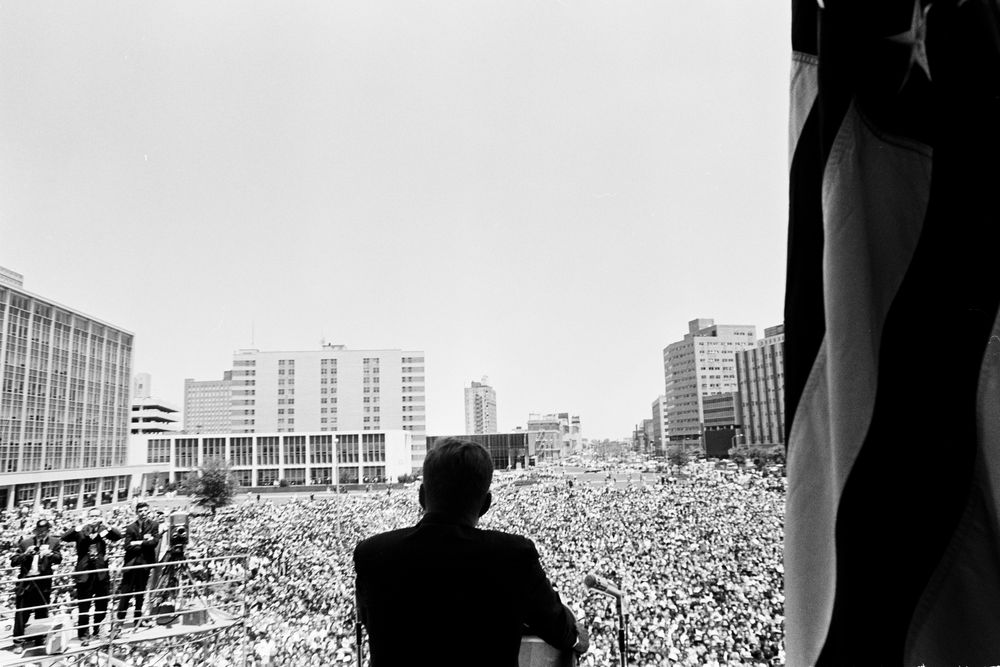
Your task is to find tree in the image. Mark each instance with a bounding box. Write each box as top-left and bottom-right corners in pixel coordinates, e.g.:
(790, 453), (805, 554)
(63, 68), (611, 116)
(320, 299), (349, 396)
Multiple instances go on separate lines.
(181, 457), (237, 515)
(668, 447), (690, 468)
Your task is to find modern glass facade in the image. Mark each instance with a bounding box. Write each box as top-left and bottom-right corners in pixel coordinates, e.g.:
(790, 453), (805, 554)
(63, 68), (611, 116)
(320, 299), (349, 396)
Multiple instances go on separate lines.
(0, 279), (134, 510)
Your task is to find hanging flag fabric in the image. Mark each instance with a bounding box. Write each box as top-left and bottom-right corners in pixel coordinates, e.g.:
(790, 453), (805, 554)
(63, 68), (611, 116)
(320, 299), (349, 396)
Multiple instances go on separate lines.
(784, 0), (1000, 664)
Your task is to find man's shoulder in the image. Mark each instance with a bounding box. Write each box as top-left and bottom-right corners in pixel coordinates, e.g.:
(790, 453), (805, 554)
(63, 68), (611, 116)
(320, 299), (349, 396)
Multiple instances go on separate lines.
(473, 527), (536, 552)
(354, 526), (416, 557)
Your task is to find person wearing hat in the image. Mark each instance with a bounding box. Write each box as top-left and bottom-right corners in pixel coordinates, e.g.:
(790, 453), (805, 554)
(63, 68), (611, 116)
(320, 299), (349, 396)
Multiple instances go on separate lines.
(62, 508), (123, 645)
(10, 518), (63, 655)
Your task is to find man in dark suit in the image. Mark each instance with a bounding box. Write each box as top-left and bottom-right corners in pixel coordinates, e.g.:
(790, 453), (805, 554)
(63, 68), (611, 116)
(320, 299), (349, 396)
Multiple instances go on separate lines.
(61, 508), (123, 645)
(354, 438), (589, 667)
(10, 519), (63, 655)
(116, 501), (162, 628)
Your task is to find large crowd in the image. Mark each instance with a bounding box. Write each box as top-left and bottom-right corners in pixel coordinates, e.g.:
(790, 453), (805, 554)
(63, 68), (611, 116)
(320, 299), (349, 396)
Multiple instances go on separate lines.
(2, 461), (785, 666)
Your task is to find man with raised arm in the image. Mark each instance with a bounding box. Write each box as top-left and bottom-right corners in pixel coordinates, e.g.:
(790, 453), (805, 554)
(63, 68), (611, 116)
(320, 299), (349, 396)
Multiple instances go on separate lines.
(354, 437), (589, 667)
(62, 508), (123, 645)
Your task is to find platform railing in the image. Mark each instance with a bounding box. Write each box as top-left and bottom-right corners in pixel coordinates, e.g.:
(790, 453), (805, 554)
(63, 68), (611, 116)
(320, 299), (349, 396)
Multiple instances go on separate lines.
(1, 553), (249, 667)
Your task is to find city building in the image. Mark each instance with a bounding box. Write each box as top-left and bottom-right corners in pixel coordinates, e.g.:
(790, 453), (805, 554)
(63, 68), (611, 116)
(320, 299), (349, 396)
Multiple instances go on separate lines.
(134, 429), (412, 488)
(558, 412), (582, 455)
(526, 413), (567, 461)
(651, 395), (667, 456)
(464, 376), (497, 435)
(662, 318), (756, 445)
(632, 419), (655, 457)
(0, 268), (139, 511)
(183, 372), (233, 433)
(130, 373), (180, 436)
(426, 432), (532, 471)
(736, 324), (786, 446)
(703, 392), (742, 430)
(185, 344), (426, 470)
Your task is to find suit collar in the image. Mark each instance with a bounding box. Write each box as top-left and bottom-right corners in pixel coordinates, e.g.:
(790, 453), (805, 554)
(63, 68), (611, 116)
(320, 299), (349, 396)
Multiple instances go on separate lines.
(418, 511), (477, 528)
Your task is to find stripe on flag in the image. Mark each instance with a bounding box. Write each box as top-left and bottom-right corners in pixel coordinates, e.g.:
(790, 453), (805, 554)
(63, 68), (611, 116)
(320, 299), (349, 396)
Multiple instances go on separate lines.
(784, 0), (1000, 664)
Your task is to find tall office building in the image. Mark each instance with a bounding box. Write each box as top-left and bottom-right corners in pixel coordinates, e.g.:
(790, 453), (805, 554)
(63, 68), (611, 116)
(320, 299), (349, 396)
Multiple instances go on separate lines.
(183, 373), (233, 433)
(464, 376), (497, 435)
(0, 269), (135, 510)
(185, 344), (426, 470)
(651, 395), (666, 455)
(736, 324), (786, 446)
(662, 318), (756, 443)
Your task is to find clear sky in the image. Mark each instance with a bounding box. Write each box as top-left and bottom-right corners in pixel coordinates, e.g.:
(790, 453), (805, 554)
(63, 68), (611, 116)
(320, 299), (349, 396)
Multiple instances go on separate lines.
(1, 0), (790, 440)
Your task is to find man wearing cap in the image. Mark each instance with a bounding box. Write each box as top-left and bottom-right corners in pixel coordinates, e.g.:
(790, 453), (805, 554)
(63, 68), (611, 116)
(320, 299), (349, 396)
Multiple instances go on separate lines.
(116, 502), (162, 629)
(10, 519), (63, 655)
(62, 508), (123, 645)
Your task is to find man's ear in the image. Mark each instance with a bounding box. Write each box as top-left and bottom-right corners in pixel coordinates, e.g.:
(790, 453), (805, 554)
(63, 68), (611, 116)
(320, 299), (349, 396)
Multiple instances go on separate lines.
(478, 492), (492, 518)
(418, 484), (426, 511)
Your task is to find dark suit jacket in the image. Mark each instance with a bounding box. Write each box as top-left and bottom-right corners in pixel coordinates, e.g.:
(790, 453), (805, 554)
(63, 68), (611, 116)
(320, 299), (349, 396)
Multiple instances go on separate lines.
(61, 526), (123, 582)
(122, 520), (161, 567)
(354, 512), (579, 667)
(11, 535), (63, 593)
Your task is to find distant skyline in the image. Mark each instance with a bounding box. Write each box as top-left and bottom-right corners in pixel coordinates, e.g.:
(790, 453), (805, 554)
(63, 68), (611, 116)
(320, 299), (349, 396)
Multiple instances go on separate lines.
(1, 1), (790, 440)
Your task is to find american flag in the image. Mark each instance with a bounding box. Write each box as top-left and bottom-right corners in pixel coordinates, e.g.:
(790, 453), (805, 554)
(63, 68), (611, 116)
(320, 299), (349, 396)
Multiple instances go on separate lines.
(784, 0), (1000, 664)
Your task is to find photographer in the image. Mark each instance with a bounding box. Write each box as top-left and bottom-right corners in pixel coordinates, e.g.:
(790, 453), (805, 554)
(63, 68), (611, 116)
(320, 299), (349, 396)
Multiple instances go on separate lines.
(116, 502), (162, 629)
(62, 508), (123, 645)
(10, 519), (62, 655)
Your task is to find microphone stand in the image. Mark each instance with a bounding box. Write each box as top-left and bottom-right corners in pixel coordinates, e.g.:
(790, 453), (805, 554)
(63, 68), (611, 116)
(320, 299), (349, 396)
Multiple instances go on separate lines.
(354, 596), (364, 667)
(616, 594), (628, 667)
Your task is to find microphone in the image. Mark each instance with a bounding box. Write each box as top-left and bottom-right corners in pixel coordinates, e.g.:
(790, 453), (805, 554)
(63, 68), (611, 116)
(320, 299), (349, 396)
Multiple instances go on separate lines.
(584, 573), (623, 599)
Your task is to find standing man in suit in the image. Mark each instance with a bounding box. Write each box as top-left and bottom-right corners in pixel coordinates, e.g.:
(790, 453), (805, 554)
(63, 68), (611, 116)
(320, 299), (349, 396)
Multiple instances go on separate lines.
(61, 508), (123, 645)
(354, 438), (589, 667)
(10, 519), (63, 655)
(116, 502), (161, 629)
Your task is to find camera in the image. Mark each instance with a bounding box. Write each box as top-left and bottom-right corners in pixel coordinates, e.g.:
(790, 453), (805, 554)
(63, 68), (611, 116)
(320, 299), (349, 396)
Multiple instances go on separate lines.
(163, 511), (190, 562)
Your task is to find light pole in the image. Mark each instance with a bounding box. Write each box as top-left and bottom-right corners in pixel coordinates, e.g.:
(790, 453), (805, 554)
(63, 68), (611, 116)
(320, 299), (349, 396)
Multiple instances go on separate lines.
(334, 436), (340, 494)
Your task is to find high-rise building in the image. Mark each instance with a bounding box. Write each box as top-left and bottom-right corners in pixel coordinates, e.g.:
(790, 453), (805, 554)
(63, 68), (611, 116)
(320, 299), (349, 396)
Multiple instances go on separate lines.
(662, 318), (756, 444)
(464, 376), (497, 435)
(651, 395), (666, 455)
(736, 324), (786, 446)
(0, 269), (136, 511)
(185, 344), (426, 470)
(183, 373), (233, 434)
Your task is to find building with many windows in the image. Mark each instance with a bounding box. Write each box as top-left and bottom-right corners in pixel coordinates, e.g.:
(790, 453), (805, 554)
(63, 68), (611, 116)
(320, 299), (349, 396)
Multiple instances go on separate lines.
(703, 392), (742, 430)
(464, 377), (497, 435)
(135, 429), (412, 488)
(184, 344), (426, 470)
(427, 432), (532, 471)
(736, 324), (786, 446)
(651, 395), (666, 455)
(662, 318), (756, 444)
(0, 269), (137, 511)
(183, 372), (233, 433)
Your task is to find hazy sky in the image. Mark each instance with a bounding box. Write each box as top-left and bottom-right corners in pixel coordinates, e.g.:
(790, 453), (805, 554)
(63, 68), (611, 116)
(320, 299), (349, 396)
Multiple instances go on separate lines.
(1, 1), (790, 440)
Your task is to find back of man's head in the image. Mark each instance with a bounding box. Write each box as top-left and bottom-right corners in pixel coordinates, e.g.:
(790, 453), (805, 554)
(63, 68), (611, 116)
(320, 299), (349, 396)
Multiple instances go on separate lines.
(421, 438), (494, 514)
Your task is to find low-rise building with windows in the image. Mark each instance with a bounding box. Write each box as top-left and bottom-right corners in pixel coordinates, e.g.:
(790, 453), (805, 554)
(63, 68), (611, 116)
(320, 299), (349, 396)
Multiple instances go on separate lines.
(133, 429), (412, 488)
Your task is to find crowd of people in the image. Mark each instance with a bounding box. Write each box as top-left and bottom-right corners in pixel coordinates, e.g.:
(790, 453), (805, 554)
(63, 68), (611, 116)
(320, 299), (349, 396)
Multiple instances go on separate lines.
(2, 460), (784, 666)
